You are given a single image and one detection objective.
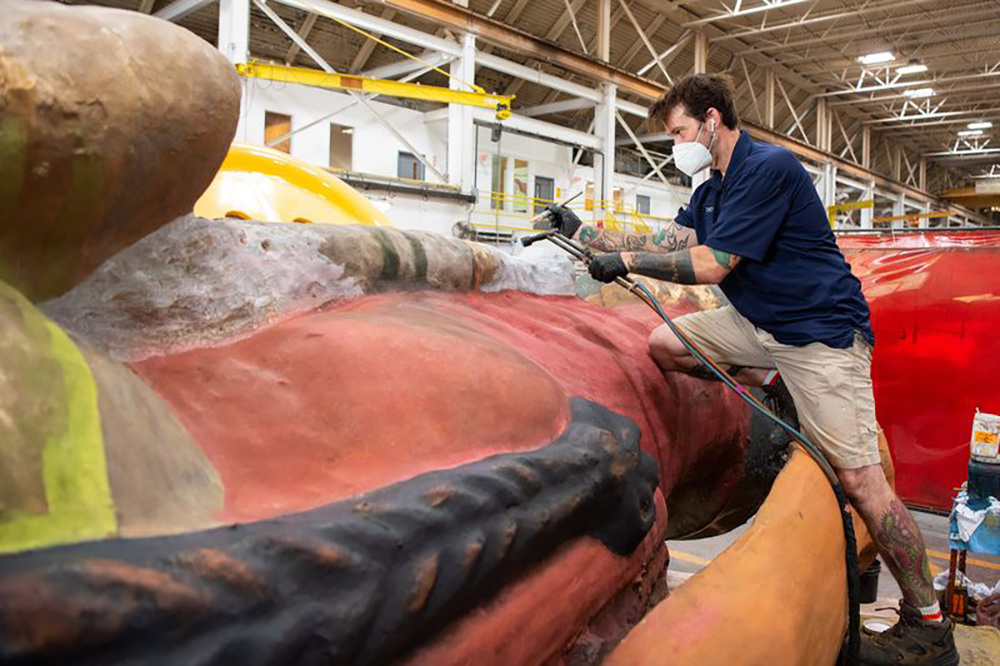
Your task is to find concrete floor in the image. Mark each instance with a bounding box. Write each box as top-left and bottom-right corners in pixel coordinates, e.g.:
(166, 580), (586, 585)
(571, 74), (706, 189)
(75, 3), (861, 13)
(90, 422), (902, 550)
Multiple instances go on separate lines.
(666, 509), (1000, 598)
(665, 509), (1000, 664)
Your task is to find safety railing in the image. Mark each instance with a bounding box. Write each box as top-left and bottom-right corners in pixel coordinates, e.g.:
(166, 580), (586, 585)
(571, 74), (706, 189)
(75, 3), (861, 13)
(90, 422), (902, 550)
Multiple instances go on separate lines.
(472, 190), (674, 235)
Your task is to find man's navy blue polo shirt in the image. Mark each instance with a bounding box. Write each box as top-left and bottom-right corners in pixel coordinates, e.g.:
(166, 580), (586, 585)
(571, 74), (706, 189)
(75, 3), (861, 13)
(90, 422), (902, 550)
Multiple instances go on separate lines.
(675, 130), (874, 349)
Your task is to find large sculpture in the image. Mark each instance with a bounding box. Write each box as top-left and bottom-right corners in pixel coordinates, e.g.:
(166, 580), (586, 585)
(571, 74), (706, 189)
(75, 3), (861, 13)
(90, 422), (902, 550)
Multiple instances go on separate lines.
(1, 3), (891, 664)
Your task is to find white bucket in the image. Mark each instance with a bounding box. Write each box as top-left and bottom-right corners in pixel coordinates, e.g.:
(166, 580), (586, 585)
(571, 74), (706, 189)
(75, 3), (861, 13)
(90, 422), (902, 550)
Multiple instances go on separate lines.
(971, 410), (1000, 464)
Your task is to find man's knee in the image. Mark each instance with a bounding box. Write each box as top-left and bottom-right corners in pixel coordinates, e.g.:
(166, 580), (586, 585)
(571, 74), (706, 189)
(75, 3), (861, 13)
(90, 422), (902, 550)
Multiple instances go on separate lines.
(648, 324), (690, 369)
(836, 463), (893, 511)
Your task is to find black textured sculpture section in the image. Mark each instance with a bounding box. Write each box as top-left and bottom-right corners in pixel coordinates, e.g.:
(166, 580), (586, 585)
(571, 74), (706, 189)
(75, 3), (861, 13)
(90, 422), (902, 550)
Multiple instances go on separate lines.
(0, 398), (659, 666)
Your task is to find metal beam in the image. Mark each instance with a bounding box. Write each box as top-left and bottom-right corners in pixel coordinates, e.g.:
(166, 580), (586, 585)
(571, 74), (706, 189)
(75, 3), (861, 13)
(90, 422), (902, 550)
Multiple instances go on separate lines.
(619, 0), (671, 83)
(828, 82), (1000, 106)
(818, 70), (1000, 97)
(637, 31), (691, 77)
(239, 62), (512, 112)
(369, 0), (664, 100)
(522, 98), (596, 117)
(285, 12), (318, 65)
(346, 0), (949, 202)
(138, 0), (156, 13)
(257, 0), (448, 183)
(361, 51), (453, 80)
(154, 0), (214, 21)
(733, 3), (997, 52)
(616, 131), (671, 146)
(470, 109), (601, 150)
(597, 0), (612, 61)
(683, 0), (810, 27)
(616, 110), (670, 187)
(865, 107), (1000, 125)
(617, 14), (668, 70)
(693, 30), (707, 74)
(274, 0), (462, 58)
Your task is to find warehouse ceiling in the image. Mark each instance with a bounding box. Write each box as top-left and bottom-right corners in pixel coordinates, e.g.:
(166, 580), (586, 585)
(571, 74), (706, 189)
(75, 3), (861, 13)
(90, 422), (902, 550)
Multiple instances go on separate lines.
(60, 0), (1000, 192)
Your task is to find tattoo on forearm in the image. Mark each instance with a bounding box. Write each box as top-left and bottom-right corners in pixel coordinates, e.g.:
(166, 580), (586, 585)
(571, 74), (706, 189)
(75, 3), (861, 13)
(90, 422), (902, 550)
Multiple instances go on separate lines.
(628, 249), (698, 284)
(576, 224), (692, 254)
(711, 248), (735, 269)
(874, 498), (935, 606)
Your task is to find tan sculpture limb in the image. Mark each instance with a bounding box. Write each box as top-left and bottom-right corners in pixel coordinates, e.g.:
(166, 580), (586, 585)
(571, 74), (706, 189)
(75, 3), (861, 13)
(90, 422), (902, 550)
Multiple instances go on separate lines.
(607, 437), (892, 666)
(0, 1), (240, 301)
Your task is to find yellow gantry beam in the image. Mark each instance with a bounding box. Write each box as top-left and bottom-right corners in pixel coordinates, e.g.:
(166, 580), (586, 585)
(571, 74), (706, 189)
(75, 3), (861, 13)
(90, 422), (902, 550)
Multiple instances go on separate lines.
(827, 199), (874, 226)
(237, 62), (513, 120)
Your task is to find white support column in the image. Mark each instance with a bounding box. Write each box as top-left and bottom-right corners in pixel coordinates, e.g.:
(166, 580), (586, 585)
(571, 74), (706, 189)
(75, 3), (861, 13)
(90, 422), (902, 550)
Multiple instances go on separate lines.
(862, 126), (871, 169)
(594, 84), (617, 224)
(919, 199), (931, 229)
(693, 31), (708, 74)
(218, 0), (250, 64)
(765, 68), (775, 129)
(448, 32), (477, 194)
(825, 163), (837, 211)
(893, 191), (905, 223)
(860, 181), (874, 228)
(597, 0), (612, 62)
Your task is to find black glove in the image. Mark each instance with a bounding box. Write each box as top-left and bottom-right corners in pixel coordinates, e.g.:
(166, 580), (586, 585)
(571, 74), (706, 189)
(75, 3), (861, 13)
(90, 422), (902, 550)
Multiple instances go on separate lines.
(589, 252), (629, 283)
(543, 203), (582, 238)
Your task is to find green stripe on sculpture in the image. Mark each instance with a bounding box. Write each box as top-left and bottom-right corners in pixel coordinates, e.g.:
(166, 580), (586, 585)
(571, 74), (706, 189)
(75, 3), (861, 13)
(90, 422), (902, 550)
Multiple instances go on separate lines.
(0, 281), (116, 554)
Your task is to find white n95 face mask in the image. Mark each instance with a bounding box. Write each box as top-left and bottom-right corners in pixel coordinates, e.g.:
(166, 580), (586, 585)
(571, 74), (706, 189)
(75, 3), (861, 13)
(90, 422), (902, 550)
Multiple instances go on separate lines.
(672, 120), (715, 177)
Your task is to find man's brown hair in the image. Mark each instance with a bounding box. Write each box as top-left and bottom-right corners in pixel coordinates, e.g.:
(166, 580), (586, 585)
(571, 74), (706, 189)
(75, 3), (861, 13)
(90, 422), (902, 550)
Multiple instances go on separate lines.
(648, 73), (740, 131)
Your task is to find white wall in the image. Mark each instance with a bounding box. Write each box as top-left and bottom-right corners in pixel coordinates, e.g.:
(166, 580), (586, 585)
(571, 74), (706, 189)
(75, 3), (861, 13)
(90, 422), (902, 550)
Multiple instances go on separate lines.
(236, 78), (690, 236)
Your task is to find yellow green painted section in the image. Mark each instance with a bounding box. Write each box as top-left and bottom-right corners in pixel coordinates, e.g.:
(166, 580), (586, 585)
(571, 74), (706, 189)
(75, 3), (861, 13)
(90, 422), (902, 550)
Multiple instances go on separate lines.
(0, 282), (116, 554)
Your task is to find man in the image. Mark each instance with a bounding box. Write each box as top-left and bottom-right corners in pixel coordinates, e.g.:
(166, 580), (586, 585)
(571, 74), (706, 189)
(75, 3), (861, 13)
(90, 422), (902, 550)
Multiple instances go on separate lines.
(546, 74), (958, 666)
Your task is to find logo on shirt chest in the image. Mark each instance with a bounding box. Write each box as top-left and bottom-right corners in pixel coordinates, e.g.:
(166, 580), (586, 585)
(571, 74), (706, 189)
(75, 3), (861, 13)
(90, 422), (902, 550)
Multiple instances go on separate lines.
(703, 205), (715, 214)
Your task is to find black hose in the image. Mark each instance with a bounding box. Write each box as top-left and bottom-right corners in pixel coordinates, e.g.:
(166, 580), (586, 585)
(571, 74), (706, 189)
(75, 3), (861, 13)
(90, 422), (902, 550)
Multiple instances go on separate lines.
(530, 230), (861, 663)
(630, 281), (861, 666)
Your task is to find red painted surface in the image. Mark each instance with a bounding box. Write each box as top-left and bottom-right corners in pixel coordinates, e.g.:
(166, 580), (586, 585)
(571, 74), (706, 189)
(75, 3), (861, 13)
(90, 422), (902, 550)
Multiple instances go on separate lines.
(840, 232), (1000, 509)
(134, 290), (750, 523)
(133, 289), (757, 664)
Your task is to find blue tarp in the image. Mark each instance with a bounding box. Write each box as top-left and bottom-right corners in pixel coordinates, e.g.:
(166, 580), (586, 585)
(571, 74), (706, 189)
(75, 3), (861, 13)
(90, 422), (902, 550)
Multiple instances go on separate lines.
(949, 491), (1000, 555)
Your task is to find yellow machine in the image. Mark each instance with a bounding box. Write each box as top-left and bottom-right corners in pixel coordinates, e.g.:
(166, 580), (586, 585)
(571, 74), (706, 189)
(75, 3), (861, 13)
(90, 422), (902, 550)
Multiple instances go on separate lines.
(194, 142), (393, 227)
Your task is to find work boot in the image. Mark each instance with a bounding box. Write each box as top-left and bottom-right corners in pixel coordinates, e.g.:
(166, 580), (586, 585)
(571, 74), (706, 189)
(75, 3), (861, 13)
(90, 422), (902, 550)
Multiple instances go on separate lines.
(859, 600), (960, 665)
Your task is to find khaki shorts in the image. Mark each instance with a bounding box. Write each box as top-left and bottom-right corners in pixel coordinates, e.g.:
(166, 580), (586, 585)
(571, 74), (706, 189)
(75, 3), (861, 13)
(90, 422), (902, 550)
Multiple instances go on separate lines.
(666, 306), (880, 470)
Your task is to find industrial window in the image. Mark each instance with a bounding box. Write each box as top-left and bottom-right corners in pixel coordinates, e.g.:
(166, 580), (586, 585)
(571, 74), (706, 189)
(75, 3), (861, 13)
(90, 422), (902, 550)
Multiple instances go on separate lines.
(398, 151), (425, 181)
(264, 111), (292, 154)
(534, 176), (555, 215)
(329, 124), (353, 171)
(637, 194), (651, 215)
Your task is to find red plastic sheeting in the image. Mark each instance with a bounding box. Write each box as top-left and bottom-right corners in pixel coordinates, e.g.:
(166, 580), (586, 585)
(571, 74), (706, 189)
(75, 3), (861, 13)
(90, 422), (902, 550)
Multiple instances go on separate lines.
(840, 231), (1000, 510)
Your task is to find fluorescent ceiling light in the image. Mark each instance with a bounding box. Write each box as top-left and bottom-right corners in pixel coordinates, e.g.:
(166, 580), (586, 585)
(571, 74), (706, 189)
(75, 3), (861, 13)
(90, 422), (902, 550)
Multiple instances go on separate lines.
(858, 51), (894, 65)
(968, 122), (993, 130)
(897, 63), (927, 75)
(903, 88), (934, 98)
(958, 129), (984, 137)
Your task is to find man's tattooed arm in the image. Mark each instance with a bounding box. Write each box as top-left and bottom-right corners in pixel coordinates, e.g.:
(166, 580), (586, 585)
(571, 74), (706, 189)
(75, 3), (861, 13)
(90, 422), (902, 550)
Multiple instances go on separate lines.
(576, 223), (698, 254)
(620, 244), (741, 285)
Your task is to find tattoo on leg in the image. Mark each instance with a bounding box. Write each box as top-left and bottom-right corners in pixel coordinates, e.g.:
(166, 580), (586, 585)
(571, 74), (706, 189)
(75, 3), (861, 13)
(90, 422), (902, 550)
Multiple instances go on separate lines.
(629, 249), (698, 284)
(874, 498), (936, 607)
